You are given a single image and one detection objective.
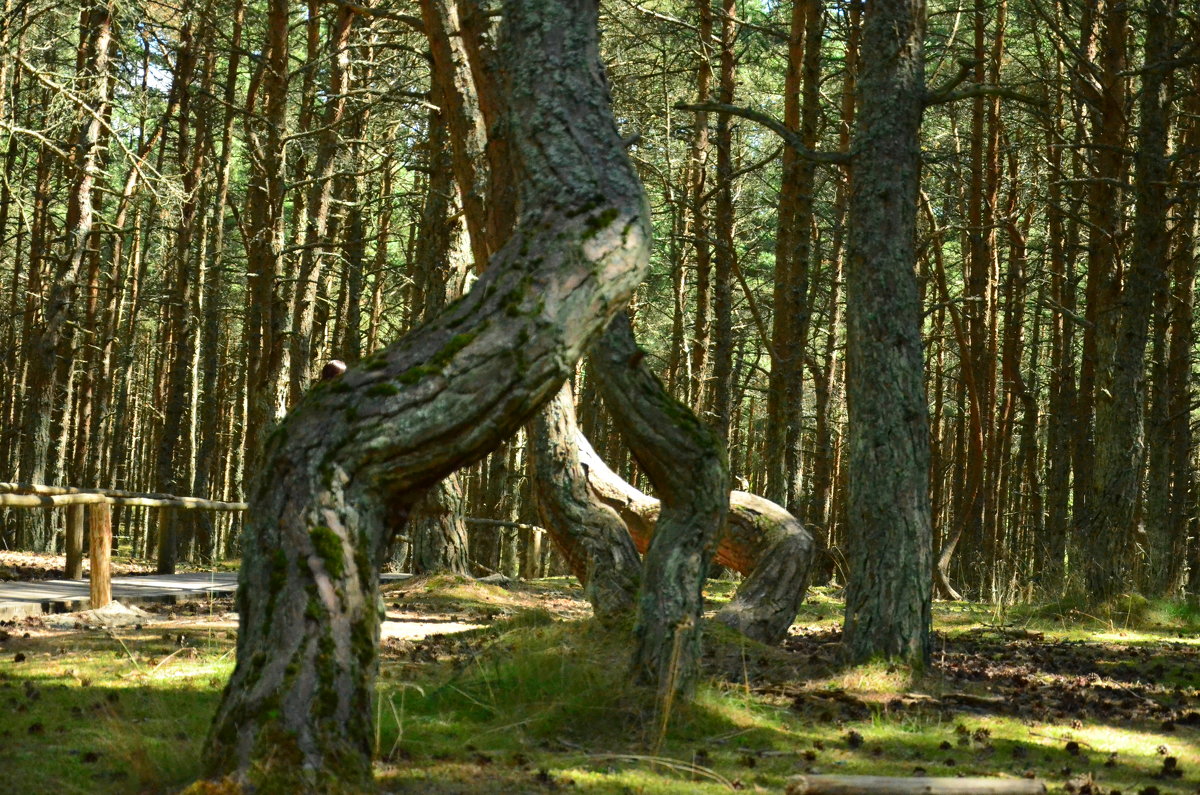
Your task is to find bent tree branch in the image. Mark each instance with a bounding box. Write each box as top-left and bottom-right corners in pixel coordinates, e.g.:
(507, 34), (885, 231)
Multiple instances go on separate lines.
(201, 1), (651, 788)
(675, 101), (849, 165)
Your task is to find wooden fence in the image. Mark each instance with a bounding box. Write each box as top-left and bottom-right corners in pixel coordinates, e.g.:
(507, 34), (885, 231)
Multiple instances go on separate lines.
(0, 482), (246, 608)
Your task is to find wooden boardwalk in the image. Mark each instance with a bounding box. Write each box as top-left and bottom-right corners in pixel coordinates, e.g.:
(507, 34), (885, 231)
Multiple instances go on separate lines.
(0, 572), (411, 620)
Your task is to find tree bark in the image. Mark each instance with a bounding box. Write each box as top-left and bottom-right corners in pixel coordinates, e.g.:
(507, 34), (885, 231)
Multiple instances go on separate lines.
(17, 1), (113, 550)
(807, 0), (858, 582)
(766, 0), (823, 514)
(591, 312), (728, 698)
(193, 0), (246, 564)
(242, 0), (291, 473)
(201, 3), (651, 787)
(421, 0), (490, 268)
(410, 476), (470, 575)
(688, 0), (715, 411)
(155, 21), (199, 574)
(405, 70), (473, 578)
(1080, 0), (1167, 602)
(1073, 0), (1127, 591)
(840, 0), (932, 665)
(709, 0), (737, 443)
(528, 383), (642, 619)
(1041, 52), (1073, 594)
(288, 4), (355, 405)
(1166, 80), (1197, 595)
(579, 439), (813, 645)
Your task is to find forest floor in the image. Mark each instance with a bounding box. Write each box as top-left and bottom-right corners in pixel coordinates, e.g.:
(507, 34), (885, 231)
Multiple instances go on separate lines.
(2, 567), (1198, 794)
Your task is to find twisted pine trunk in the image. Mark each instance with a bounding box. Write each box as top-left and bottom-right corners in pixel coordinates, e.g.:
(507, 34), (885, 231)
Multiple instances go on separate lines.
(201, 2), (651, 788)
(528, 384), (642, 619)
(580, 444), (812, 645)
(590, 312), (728, 698)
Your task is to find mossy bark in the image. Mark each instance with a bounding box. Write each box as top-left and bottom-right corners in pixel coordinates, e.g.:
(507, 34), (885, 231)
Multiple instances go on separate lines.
(201, 1), (651, 788)
(590, 312), (728, 697)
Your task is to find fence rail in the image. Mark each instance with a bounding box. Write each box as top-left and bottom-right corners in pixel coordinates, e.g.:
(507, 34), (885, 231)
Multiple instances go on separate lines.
(0, 482), (247, 510)
(1, 482), (246, 608)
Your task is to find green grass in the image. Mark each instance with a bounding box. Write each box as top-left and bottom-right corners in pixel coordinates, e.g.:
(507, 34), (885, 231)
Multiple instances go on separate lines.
(1, 624), (234, 793)
(4, 579), (1200, 793)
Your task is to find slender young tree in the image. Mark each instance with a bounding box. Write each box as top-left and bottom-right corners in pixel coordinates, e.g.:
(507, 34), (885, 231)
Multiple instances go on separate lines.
(242, 0), (291, 473)
(155, 20), (200, 573)
(17, 0), (113, 550)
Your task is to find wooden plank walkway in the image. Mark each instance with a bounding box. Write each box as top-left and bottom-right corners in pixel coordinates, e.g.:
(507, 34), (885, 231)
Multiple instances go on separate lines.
(0, 572), (411, 620)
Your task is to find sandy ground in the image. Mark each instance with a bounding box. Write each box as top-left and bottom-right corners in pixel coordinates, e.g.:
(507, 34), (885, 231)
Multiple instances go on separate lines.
(4, 596), (486, 642)
(0, 549), (158, 580)
(1, 558), (590, 643)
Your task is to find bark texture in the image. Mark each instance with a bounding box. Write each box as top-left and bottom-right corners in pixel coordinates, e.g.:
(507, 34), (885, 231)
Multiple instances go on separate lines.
(242, 0), (290, 472)
(410, 477), (470, 575)
(1079, 0), (1171, 602)
(591, 312), (728, 696)
(201, 2), (651, 787)
(528, 384), (642, 619)
(580, 441), (813, 645)
(405, 71), (473, 577)
(840, 0), (932, 664)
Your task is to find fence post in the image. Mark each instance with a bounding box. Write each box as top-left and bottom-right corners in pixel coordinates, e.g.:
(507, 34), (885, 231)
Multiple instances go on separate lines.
(65, 503), (85, 579)
(88, 502), (112, 608)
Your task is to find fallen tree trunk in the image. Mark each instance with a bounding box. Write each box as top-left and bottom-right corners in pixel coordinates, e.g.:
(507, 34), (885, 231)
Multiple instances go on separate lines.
(787, 775), (1047, 795)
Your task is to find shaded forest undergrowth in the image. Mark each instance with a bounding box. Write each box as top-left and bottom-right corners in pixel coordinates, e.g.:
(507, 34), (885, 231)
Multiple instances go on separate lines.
(3, 574), (1200, 793)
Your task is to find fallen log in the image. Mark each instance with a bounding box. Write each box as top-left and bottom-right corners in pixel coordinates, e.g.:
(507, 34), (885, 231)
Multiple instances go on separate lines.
(786, 774), (1047, 795)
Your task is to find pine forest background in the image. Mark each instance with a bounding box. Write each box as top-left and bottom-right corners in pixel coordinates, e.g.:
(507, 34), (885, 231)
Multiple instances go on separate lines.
(0, 0), (1197, 604)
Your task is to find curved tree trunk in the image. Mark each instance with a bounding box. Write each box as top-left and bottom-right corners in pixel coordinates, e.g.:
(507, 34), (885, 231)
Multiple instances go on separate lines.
(201, 2), (651, 788)
(591, 312), (728, 698)
(580, 441), (812, 645)
(529, 312), (811, 658)
(528, 384), (642, 619)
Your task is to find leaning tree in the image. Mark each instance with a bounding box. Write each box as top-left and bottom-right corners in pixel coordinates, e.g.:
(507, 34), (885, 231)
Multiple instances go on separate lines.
(199, 1), (652, 788)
